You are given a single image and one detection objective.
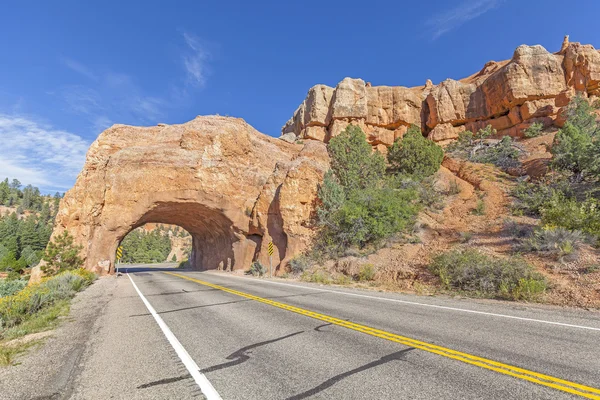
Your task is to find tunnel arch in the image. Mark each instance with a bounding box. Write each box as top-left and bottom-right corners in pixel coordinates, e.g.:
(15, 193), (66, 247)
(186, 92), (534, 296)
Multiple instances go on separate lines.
(47, 116), (329, 275)
(110, 197), (258, 273)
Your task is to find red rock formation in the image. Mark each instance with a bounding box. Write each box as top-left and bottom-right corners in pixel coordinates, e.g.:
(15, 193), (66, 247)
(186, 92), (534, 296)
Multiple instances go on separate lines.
(282, 38), (600, 143)
(51, 116), (329, 275)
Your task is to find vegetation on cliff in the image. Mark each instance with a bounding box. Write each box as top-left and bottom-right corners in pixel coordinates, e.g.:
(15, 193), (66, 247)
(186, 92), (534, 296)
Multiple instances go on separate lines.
(313, 124), (443, 258)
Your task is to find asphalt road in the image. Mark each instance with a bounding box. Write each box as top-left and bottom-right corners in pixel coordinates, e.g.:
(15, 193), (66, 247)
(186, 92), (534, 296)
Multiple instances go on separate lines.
(2, 264), (600, 399)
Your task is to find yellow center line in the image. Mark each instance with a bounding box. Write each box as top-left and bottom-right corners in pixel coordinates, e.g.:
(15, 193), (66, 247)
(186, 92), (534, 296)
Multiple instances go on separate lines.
(164, 271), (600, 399)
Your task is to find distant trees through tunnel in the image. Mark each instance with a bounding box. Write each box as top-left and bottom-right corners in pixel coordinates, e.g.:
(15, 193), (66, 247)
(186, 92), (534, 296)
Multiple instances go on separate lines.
(118, 224), (192, 265)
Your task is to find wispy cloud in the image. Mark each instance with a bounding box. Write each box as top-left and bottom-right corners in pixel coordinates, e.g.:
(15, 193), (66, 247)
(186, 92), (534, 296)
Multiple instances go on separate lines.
(62, 58), (98, 81)
(183, 32), (210, 87)
(426, 0), (505, 40)
(0, 115), (89, 191)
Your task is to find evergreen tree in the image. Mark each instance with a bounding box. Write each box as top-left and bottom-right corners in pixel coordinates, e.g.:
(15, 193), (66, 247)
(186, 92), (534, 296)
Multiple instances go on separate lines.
(42, 230), (83, 274)
(0, 179), (9, 204)
(327, 125), (386, 191)
(387, 125), (444, 177)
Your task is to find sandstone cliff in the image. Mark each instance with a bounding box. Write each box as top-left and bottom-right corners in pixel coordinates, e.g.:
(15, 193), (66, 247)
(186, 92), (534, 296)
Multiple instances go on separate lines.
(281, 38), (600, 145)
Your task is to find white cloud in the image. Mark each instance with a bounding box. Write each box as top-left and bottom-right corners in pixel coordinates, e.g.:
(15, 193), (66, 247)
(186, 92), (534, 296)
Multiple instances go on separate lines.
(62, 58), (98, 81)
(60, 85), (104, 115)
(0, 115), (89, 191)
(426, 0), (504, 40)
(183, 32), (210, 87)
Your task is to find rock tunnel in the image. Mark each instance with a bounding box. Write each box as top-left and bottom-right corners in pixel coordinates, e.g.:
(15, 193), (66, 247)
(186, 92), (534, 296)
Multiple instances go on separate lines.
(49, 116), (329, 275)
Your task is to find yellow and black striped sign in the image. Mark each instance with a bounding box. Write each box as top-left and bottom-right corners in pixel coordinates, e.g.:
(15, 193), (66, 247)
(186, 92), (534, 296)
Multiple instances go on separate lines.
(116, 246), (123, 260)
(267, 241), (274, 256)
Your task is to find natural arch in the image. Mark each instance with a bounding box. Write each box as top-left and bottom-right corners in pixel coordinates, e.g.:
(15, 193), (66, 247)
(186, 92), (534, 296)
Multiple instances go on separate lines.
(49, 116), (329, 275)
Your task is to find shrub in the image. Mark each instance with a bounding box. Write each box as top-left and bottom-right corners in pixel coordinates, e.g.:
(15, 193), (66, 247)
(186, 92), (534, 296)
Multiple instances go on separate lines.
(428, 249), (546, 300)
(540, 193), (600, 240)
(416, 176), (444, 210)
(301, 269), (330, 284)
(473, 199), (485, 216)
(459, 232), (473, 243)
(551, 94), (600, 181)
(357, 264), (377, 281)
(470, 136), (520, 169)
(447, 126), (521, 170)
(524, 122), (544, 138)
(250, 261), (267, 277)
(447, 180), (462, 195)
(387, 125), (444, 177)
(0, 279), (27, 298)
(289, 255), (310, 275)
(0, 269), (94, 331)
(320, 185), (419, 253)
(510, 178), (571, 217)
(42, 230), (83, 275)
(519, 227), (585, 256)
(503, 219), (534, 239)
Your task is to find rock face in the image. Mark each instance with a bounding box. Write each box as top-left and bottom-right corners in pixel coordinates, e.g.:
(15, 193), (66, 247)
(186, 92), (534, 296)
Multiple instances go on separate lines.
(282, 39), (600, 143)
(52, 116), (329, 274)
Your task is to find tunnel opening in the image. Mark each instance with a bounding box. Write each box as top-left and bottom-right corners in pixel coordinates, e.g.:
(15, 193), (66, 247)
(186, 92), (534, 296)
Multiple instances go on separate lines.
(117, 223), (192, 266)
(103, 200), (261, 275)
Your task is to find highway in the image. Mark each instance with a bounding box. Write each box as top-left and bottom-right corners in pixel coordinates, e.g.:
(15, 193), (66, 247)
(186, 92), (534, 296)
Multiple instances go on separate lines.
(1, 264), (599, 399)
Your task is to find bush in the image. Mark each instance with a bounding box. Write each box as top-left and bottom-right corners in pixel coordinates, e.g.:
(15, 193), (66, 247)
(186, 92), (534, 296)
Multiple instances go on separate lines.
(319, 185), (419, 254)
(540, 193), (600, 240)
(416, 176), (444, 210)
(289, 255), (310, 275)
(0, 269), (95, 331)
(0, 279), (27, 298)
(42, 230), (83, 275)
(357, 264), (377, 281)
(447, 180), (462, 195)
(387, 125), (444, 177)
(524, 122), (544, 138)
(473, 199), (485, 216)
(301, 269), (330, 284)
(250, 261), (267, 277)
(429, 249), (546, 300)
(470, 136), (520, 169)
(510, 178), (571, 217)
(519, 227), (585, 256)
(551, 94), (600, 181)
(447, 126), (521, 170)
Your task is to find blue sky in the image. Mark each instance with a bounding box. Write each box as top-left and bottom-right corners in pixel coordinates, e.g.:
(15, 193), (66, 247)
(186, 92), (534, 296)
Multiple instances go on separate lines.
(1, 0), (599, 192)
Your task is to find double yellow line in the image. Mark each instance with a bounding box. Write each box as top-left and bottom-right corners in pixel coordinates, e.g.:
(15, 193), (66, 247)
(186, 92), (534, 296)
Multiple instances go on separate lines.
(164, 272), (600, 399)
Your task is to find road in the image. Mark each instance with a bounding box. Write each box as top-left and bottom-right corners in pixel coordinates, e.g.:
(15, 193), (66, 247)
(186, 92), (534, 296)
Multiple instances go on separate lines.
(1, 264), (599, 399)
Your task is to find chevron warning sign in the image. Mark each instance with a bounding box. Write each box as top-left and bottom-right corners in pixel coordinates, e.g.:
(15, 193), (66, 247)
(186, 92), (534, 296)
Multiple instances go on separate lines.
(116, 246), (123, 261)
(267, 241), (274, 256)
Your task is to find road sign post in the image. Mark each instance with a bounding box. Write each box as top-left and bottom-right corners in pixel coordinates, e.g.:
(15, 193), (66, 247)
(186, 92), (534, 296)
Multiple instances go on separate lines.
(116, 246), (123, 276)
(267, 241), (274, 278)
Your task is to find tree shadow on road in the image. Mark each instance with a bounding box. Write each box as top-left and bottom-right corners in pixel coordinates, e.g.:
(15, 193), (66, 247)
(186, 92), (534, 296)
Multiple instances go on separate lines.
(200, 331), (305, 374)
(285, 347), (415, 400)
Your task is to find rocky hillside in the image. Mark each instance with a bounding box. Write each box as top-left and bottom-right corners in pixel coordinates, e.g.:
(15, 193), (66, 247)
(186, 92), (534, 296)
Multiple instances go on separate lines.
(281, 37), (599, 147)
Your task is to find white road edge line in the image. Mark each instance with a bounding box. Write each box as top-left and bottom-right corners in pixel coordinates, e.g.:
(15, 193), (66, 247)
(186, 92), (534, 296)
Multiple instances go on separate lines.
(127, 272), (222, 400)
(207, 272), (600, 332)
